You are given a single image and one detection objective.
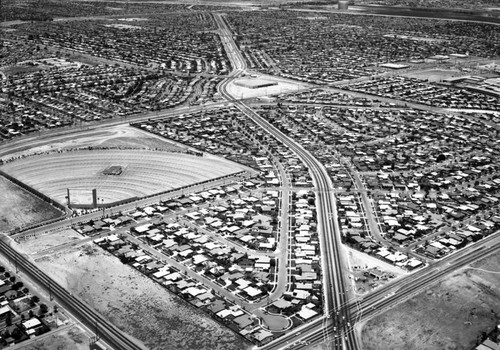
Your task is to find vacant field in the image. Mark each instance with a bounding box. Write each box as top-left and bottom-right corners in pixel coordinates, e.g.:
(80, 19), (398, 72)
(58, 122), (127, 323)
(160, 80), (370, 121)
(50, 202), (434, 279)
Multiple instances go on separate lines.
(361, 253), (500, 350)
(14, 228), (83, 255)
(346, 247), (405, 277)
(1, 149), (244, 205)
(346, 247), (406, 295)
(22, 326), (90, 350)
(0, 176), (62, 232)
(36, 244), (252, 350)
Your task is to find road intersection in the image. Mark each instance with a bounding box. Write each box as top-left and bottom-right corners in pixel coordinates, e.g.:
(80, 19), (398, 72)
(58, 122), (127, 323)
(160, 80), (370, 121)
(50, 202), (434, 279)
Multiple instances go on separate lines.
(0, 9), (498, 350)
(215, 12), (358, 349)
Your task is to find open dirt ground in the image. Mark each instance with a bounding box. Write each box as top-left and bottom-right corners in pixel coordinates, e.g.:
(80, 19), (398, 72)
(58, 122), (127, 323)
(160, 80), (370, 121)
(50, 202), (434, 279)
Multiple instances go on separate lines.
(345, 246), (406, 277)
(22, 325), (89, 350)
(0, 176), (62, 232)
(14, 228), (83, 255)
(344, 247), (406, 295)
(35, 244), (252, 350)
(361, 252), (500, 350)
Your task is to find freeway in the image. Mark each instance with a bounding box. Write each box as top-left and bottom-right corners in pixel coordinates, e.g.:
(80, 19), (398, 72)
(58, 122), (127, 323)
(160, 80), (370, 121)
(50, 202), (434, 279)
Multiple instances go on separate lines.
(231, 95), (358, 350)
(1, 8), (496, 350)
(214, 10), (500, 350)
(276, 231), (500, 350)
(350, 232), (500, 320)
(0, 234), (146, 350)
(0, 14), (256, 350)
(290, 7), (500, 26)
(0, 101), (229, 161)
(230, 98), (358, 350)
(214, 12), (358, 349)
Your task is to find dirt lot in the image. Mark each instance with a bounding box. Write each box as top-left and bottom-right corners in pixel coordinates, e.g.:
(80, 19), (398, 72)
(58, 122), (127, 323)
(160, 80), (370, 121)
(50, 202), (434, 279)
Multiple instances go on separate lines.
(361, 253), (500, 350)
(35, 244), (252, 350)
(22, 326), (89, 350)
(345, 247), (406, 295)
(0, 176), (62, 232)
(13, 228), (83, 255)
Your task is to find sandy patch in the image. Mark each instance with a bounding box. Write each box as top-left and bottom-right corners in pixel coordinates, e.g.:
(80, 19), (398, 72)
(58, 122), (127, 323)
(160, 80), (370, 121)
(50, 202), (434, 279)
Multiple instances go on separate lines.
(0, 176), (62, 232)
(14, 228), (83, 255)
(36, 244), (251, 350)
(308, 343), (330, 350)
(361, 253), (500, 350)
(344, 247), (407, 295)
(22, 326), (90, 350)
(345, 246), (406, 276)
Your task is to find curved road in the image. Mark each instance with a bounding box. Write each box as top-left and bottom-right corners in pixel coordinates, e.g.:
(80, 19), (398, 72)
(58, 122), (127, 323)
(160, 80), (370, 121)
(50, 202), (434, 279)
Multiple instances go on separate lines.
(214, 12), (358, 350)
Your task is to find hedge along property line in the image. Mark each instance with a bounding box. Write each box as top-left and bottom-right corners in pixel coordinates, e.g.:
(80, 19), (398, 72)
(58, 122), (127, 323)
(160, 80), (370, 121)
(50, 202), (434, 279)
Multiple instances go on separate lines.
(137, 170), (250, 202)
(6, 170), (251, 235)
(69, 195), (139, 210)
(72, 170), (249, 210)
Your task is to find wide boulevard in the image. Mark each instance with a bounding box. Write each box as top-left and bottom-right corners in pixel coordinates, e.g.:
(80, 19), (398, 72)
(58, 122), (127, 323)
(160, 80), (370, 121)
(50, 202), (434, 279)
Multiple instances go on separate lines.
(0, 7), (499, 350)
(214, 12), (358, 350)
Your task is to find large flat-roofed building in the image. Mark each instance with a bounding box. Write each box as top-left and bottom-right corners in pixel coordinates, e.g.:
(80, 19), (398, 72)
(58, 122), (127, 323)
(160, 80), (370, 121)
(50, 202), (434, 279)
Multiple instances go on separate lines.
(338, 0), (349, 10)
(234, 78), (278, 89)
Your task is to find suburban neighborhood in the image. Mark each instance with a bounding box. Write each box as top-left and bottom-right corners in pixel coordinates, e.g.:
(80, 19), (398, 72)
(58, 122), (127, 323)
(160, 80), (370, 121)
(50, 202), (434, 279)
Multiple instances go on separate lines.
(0, 1), (499, 350)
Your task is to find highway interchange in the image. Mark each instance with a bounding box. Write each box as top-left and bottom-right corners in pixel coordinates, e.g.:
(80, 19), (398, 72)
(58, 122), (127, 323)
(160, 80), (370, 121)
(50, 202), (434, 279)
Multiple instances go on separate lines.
(0, 8), (499, 350)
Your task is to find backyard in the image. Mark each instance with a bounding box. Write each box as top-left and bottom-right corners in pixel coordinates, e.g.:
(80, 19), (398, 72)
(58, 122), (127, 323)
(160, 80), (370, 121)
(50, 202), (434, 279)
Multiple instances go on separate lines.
(21, 326), (90, 350)
(35, 243), (252, 350)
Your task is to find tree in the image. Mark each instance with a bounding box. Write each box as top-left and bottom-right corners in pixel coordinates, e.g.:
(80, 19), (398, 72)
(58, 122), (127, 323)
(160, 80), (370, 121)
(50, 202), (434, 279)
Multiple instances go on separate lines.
(39, 303), (48, 315)
(436, 153), (446, 162)
(11, 327), (22, 340)
(12, 282), (23, 291)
